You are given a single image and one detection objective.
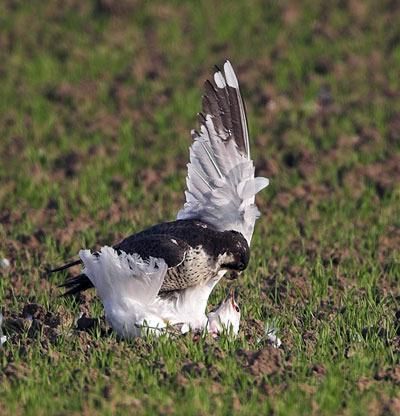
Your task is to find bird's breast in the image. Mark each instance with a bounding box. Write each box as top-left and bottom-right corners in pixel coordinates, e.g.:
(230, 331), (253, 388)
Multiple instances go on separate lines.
(160, 245), (218, 292)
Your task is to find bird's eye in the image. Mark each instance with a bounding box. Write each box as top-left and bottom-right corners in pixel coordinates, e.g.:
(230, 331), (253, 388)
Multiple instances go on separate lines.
(237, 262), (244, 270)
(234, 305), (240, 312)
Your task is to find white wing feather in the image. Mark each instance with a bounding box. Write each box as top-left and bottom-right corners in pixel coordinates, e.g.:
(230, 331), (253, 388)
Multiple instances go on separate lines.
(177, 61), (269, 244)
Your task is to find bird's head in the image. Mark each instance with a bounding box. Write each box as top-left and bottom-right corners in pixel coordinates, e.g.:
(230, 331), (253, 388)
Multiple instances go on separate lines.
(207, 288), (241, 337)
(218, 230), (250, 275)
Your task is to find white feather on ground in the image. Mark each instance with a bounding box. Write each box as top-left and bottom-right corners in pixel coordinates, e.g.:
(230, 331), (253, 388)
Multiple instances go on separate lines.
(0, 313), (7, 346)
(264, 323), (282, 348)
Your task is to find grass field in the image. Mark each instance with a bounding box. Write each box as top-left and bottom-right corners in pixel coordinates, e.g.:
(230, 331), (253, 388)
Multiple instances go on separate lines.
(0, 0), (399, 414)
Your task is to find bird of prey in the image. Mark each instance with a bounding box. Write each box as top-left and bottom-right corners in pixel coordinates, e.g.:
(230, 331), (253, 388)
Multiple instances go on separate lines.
(51, 60), (269, 337)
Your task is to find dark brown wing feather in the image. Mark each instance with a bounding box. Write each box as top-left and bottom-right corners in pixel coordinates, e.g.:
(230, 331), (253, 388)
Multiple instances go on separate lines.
(201, 61), (250, 158)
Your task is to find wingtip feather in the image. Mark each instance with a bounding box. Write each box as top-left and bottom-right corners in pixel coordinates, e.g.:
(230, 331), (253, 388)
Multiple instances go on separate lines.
(214, 71), (226, 88)
(223, 61), (239, 88)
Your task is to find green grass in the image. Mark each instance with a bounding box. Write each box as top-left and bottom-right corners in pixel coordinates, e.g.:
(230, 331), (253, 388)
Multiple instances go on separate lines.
(1, 0), (400, 414)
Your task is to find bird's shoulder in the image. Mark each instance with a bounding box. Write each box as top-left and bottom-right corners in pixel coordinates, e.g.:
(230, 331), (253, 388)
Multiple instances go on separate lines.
(117, 220), (216, 249)
(114, 233), (190, 269)
(115, 219), (245, 264)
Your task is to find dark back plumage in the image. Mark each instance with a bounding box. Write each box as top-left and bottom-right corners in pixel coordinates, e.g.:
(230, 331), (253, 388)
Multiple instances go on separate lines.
(58, 220), (250, 295)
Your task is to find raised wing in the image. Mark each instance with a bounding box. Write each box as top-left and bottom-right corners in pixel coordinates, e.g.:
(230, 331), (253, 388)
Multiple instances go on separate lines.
(177, 61), (269, 244)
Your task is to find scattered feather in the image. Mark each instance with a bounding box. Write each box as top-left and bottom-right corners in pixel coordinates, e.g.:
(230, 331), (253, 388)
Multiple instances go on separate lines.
(0, 313), (7, 346)
(0, 258), (10, 269)
(264, 323), (282, 348)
